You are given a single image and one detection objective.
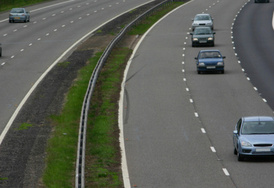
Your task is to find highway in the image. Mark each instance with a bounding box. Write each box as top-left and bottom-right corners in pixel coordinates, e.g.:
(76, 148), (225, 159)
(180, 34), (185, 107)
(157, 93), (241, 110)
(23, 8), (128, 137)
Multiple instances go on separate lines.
(122, 0), (274, 187)
(0, 0), (153, 142)
(233, 1), (274, 110)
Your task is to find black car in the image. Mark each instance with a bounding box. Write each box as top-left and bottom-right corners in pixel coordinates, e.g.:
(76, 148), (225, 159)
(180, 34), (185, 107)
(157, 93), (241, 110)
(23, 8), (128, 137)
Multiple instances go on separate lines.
(190, 27), (215, 47)
(255, 0), (269, 2)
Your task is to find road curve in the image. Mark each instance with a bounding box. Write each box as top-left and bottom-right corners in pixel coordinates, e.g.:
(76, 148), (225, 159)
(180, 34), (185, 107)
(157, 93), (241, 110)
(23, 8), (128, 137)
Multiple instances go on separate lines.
(0, 0), (153, 143)
(233, 1), (274, 110)
(121, 0), (274, 187)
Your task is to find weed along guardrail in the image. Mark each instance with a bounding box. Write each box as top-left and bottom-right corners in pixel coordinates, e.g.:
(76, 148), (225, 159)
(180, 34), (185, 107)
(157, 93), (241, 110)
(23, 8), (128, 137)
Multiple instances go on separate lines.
(75, 0), (181, 187)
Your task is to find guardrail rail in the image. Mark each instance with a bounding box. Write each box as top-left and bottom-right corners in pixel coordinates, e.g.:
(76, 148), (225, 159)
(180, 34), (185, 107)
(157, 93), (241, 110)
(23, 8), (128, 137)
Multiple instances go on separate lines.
(75, 0), (179, 187)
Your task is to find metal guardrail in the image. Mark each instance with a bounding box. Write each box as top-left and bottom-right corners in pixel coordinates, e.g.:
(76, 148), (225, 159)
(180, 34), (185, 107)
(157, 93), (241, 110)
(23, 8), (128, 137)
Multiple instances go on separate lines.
(75, 0), (177, 187)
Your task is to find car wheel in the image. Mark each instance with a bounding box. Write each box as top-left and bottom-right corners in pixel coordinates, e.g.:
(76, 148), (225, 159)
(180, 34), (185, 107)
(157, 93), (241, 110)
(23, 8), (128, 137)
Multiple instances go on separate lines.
(234, 148), (237, 155)
(221, 70), (224, 74)
(237, 152), (244, 161)
(192, 43), (195, 47)
(197, 70), (201, 74)
(9, 19), (11, 23)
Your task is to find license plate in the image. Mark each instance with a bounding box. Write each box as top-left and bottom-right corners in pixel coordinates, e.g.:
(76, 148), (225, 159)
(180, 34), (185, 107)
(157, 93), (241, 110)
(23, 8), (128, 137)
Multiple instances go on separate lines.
(256, 148), (271, 152)
(207, 66), (215, 69)
(199, 41), (207, 43)
(14, 17), (21, 20)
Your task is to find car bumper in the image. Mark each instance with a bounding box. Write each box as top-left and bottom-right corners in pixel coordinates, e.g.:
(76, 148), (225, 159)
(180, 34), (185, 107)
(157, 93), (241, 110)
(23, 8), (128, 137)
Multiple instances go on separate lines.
(9, 16), (27, 21)
(192, 40), (214, 46)
(239, 147), (274, 156)
(197, 65), (224, 72)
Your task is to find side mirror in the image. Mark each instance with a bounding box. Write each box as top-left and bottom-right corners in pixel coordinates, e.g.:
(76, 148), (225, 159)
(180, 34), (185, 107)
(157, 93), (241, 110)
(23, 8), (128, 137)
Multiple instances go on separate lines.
(194, 57), (197, 60)
(190, 32), (193, 35)
(222, 56), (226, 59)
(213, 32), (216, 34)
(233, 130), (238, 135)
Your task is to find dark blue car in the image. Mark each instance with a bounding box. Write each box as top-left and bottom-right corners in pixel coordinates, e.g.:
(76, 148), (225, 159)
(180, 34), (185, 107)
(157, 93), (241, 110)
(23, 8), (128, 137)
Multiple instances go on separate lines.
(195, 50), (225, 74)
(233, 116), (274, 161)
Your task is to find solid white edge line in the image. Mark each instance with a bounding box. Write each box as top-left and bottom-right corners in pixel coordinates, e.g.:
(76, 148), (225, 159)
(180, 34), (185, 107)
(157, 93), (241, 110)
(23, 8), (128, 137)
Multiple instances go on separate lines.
(119, 1), (194, 187)
(0, 0), (155, 144)
(272, 11), (274, 30)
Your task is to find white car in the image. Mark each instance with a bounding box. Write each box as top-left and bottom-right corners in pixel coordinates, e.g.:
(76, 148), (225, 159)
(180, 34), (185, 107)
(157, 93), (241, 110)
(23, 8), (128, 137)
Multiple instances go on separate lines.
(192, 14), (214, 31)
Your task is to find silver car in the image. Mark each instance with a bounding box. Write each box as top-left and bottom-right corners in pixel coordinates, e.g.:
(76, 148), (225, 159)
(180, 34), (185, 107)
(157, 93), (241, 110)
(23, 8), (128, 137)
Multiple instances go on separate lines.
(233, 116), (274, 161)
(9, 8), (30, 23)
(192, 14), (214, 31)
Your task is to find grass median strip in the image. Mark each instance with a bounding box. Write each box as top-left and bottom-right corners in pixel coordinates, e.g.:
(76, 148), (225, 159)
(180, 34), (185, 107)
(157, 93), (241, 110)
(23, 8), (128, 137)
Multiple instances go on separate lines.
(41, 1), (184, 187)
(43, 53), (100, 187)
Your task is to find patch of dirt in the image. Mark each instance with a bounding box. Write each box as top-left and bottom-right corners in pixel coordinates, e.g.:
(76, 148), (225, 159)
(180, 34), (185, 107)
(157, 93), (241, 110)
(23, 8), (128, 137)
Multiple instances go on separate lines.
(0, 0), (165, 187)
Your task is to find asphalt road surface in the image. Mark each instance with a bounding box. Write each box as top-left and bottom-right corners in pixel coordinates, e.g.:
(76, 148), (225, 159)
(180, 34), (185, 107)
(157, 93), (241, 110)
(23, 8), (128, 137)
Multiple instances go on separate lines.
(0, 0), (153, 142)
(233, 1), (274, 110)
(122, 0), (274, 187)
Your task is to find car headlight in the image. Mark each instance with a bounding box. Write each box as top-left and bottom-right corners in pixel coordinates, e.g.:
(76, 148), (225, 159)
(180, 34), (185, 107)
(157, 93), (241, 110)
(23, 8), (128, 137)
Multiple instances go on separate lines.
(193, 38), (198, 41)
(217, 62), (224, 66)
(241, 140), (252, 147)
(198, 62), (205, 66)
(208, 37), (213, 40)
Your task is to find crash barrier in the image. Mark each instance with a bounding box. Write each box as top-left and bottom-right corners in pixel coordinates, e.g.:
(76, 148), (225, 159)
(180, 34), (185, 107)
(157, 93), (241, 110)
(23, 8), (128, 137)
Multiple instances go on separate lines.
(75, 0), (181, 187)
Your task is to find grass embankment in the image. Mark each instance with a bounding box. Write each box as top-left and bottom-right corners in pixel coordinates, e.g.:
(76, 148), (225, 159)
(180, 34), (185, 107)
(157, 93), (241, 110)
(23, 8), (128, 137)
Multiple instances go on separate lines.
(40, 1), (184, 187)
(0, 0), (50, 12)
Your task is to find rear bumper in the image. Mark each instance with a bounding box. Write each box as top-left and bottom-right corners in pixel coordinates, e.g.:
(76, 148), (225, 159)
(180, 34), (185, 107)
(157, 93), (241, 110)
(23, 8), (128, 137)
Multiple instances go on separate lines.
(9, 16), (27, 22)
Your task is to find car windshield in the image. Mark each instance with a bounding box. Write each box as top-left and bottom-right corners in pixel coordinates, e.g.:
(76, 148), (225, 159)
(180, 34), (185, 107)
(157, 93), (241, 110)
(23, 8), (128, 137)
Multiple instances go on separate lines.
(195, 15), (210, 21)
(194, 28), (211, 35)
(11, 8), (24, 13)
(241, 121), (274, 134)
(199, 51), (221, 59)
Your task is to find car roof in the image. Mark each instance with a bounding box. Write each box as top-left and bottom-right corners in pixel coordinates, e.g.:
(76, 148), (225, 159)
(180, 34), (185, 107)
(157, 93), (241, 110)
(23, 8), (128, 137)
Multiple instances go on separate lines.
(242, 116), (274, 122)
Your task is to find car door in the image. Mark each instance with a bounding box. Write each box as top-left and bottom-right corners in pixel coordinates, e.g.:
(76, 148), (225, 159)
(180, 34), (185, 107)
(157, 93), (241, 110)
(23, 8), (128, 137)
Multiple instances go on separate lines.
(233, 118), (242, 149)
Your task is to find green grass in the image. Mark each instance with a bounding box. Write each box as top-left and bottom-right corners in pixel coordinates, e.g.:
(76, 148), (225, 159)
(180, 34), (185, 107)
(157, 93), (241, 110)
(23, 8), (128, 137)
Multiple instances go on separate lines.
(85, 48), (131, 187)
(0, 0), (51, 12)
(42, 53), (101, 187)
(0, 1), (185, 187)
(17, 123), (33, 130)
(129, 2), (184, 35)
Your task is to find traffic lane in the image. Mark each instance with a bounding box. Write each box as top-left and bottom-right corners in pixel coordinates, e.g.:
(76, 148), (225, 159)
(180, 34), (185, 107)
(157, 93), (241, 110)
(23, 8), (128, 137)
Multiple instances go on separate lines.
(233, 2), (274, 110)
(124, 32), (235, 188)
(184, 0), (274, 188)
(0, 0), (154, 134)
(124, 0), (239, 187)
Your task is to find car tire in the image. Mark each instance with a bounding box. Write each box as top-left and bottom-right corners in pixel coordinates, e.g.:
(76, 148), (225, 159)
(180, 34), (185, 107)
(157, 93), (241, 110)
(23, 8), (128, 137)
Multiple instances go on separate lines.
(237, 152), (244, 161)
(197, 70), (201, 74)
(9, 19), (11, 23)
(221, 70), (224, 74)
(234, 148), (237, 155)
